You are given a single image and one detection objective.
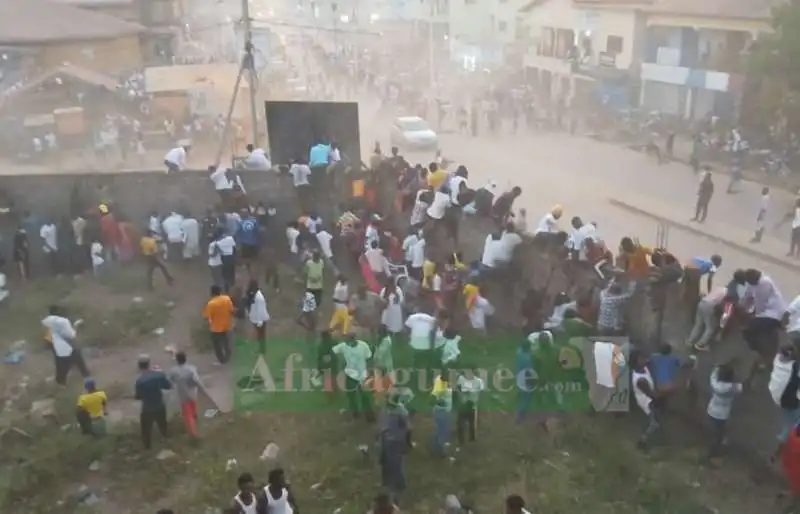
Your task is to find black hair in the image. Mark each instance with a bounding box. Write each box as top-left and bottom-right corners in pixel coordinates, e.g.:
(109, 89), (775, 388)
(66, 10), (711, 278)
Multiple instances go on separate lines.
(175, 351), (187, 365)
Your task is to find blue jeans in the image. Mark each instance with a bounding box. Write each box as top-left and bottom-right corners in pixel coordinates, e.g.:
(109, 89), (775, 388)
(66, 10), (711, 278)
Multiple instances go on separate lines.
(778, 408), (800, 442)
(516, 390), (532, 423)
(431, 409), (451, 455)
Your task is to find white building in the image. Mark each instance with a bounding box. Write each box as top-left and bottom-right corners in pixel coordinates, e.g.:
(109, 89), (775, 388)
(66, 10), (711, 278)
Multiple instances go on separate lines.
(448, 0), (529, 68)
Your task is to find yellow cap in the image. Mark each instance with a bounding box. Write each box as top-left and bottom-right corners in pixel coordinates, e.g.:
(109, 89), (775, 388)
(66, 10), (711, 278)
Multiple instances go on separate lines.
(98, 204), (109, 214)
(551, 204), (563, 217)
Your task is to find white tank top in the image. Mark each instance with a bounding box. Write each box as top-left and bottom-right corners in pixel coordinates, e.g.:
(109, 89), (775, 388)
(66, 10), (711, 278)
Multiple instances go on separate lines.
(632, 368), (654, 414)
(233, 493), (258, 514)
(265, 486), (293, 514)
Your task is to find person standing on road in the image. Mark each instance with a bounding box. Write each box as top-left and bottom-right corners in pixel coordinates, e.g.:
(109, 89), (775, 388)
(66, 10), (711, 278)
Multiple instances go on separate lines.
(134, 354), (171, 449)
(42, 305), (91, 385)
(168, 350), (202, 438)
(691, 169), (714, 223)
(202, 285), (235, 364)
(140, 230), (174, 289)
(751, 187), (770, 243)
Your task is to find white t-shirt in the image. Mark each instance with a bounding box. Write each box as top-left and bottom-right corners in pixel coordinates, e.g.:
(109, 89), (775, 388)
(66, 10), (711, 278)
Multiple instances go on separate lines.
(332, 281), (349, 303)
(210, 167), (233, 191)
(788, 295), (800, 333)
(570, 224), (596, 259)
(208, 241), (223, 267)
(286, 227), (300, 254)
(90, 242), (104, 267)
(402, 235), (418, 262)
(426, 191), (451, 220)
(406, 313), (437, 351)
(316, 230), (333, 259)
(215, 235), (236, 256)
(410, 191), (429, 226)
(162, 214), (185, 243)
(289, 164), (311, 187)
(481, 235), (502, 267)
(365, 248), (388, 274)
(410, 238), (426, 268)
(792, 207), (800, 229)
(40, 223), (58, 252)
(449, 175), (466, 204)
(305, 216), (322, 235)
(42, 315), (76, 357)
(247, 148), (271, 170)
(164, 147), (186, 168)
(456, 375), (485, 401)
(535, 212), (558, 234)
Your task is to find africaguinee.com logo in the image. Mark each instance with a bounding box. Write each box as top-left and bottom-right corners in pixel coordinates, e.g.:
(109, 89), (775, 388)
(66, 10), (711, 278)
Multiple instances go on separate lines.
(231, 335), (630, 414)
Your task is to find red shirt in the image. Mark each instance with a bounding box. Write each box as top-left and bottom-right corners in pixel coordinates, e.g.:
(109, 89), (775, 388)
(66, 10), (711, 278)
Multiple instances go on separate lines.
(99, 214), (120, 247)
(783, 426), (800, 493)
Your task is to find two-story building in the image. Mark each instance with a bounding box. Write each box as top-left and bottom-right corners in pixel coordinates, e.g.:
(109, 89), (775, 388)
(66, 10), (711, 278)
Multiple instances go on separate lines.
(638, 0), (778, 120)
(518, 0), (649, 107)
(449, 0), (528, 68)
(0, 0), (146, 75)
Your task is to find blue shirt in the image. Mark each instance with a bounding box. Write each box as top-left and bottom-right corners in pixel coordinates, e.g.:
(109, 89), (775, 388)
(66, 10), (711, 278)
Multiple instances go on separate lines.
(309, 144), (330, 167)
(236, 217), (260, 247)
(515, 347), (534, 391)
(693, 257), (715, 275)
(135, 370), (172, 412)
(650, 354), (680, 387)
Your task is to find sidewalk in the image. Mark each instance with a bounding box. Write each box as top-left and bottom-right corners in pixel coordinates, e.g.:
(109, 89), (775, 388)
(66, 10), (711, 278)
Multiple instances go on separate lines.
(608, 194), (800, 272)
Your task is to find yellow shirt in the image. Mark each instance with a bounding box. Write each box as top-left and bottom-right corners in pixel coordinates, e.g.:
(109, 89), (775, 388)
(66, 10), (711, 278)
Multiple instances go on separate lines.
(427, 170), (448, 190)
(463, 283), (479, 310)
(329, 305), (353, 335)
(77, 391), (107, 418)
(422, 260), (436, 289)
(140, 236), (158, 256)
(626, 244), (653, 279)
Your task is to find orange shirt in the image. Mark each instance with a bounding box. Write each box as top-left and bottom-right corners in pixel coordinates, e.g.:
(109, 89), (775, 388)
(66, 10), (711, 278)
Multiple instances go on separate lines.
(203, 295), (235, 333)
(625, 245), (652, 280)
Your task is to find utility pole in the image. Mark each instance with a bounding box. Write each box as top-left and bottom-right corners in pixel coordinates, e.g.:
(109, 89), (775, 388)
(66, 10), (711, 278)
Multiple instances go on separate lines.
(241, 0), (261, 148)
(428, 0), (435, 90)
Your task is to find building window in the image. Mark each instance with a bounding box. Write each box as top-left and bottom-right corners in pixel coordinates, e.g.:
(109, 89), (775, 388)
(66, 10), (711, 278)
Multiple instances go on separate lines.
(150, 0), (177, 24)
(606, 35), (624, 54)
(498, 21), (507, 32)
(540, 27), (555, 57)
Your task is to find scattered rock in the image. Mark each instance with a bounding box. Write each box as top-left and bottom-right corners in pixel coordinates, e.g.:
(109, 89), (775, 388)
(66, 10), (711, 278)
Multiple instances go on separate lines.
(3, 350), (25, 364)
(60, 424), (73, 432)
(444, 495), (461, 512)
(165, 301), (176, 308)
(310, 482), (323, 490)
(76, 485), (100, 505)
(132, 296), (144, 303)
(204, 408), (219, 419)
(30, 398), (56, 419)
(74, 319), (84, 327)
(333, 509), (343, 514)
(226, 458), (238, 471)
(156, 449), (176, 460)
(44, 376), (55, 384)
(152, 328), (165, 336)
(448, 456), (456, 463)
(259, 442), (280, 460)
(88, 460), (101, 471)
(164, 344), (177, 355)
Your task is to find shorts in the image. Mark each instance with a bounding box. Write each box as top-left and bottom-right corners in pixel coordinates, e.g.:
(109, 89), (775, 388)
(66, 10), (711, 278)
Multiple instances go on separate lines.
(241, 244), (259, 260)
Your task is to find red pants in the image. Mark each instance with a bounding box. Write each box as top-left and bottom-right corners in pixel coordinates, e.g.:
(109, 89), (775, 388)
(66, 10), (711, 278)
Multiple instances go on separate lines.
(181, 400), (198, 437)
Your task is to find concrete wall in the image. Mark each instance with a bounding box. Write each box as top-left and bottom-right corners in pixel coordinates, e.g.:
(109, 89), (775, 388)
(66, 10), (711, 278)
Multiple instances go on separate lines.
(36, 35), (143, 74)
(0, 169), (299, 223)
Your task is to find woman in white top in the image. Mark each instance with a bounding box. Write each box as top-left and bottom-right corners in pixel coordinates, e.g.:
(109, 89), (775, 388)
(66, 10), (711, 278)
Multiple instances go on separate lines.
(264, 468), (297, 514)
(245, 279), (270, 355)
(380, 281), (405, 335)
(631, 350), (660, 450)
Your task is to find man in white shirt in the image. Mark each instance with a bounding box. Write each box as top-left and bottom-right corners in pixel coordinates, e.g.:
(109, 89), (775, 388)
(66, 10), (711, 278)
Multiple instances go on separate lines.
(785, 294), (800, 345)
(481, 232), (503, 269)
(567, 217), (596, 261)
(406, 309), (437, 352)
(164, 144), (189, 173)
(752, 186), (770, 243)
(364, 240), (390, 280)
(213, 229), (237, 291)
(289, 159), (313, 211)
(409, 235), (426, 281)
(42, 305), (90, 385)
(790, 198), (800, 258)
(245, 144), (272, 170)
(496, 228), (523, 263)
(402, 230), (419, 266)
(426, 190), (451, 221)
(535, 205), (563, 235)
(162, 212), (185, 262)
(742, 268), (785, 356)
(40, 220), (59, 275)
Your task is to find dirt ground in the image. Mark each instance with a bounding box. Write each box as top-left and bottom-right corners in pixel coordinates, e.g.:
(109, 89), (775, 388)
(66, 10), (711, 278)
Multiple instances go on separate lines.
(0, 219), (788, 514)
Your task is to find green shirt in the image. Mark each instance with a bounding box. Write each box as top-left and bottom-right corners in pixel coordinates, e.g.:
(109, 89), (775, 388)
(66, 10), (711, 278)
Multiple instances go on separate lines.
(433, 387), (453, 412)
(305, 259), (324, 290)
(332, 341), (372, 382)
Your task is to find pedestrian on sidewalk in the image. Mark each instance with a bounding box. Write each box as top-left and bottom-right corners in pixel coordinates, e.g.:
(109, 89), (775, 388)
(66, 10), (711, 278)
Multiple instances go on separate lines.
(752, 187), (770, 243)
(691, 169), (714, 223)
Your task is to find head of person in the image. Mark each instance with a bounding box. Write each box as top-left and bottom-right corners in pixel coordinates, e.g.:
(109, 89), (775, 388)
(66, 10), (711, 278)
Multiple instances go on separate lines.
(182, 144), (190, 152)
(137, 354), (151, 372)
(710, 254), (722, 269)
(84, 378), (97, 393)
(630, 349), (648, 372)
(210, 285), (222, 297)
(744, 268), (761, 286)
(505, 494), (526, 514)
(48, 304), (63, 317)
(780, 343), (797, 362)
(429, 162), (438, 173)
(246, 144), (254, 153)
(337, 275), (347, 285)
(391, 146), (398, 156)
(357, 284), (367, 298)
(511, 186), (522, 198)
(620, 236), (635, 254)
(311, 249), (321, 261)
(551, 204), (563, 219)
(658, 343), (672, 356)
(175, 350), (187, 365)
(717, 362), (735, 383)
(570, 216), (582, 230)
(237, 472), (255, 494)
(455, 165), (468, 178)
(345, 332), (357, 346)
(268, 468), (286, 488)
(762, 186), (770, 196)
(732, 268), (746, 284)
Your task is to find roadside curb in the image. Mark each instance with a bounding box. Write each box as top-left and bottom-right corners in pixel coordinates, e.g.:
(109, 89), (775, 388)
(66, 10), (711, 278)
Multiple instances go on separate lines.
(608, 198), (800, 272)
